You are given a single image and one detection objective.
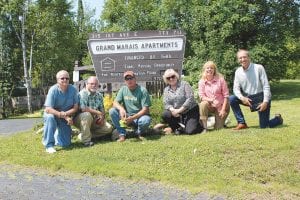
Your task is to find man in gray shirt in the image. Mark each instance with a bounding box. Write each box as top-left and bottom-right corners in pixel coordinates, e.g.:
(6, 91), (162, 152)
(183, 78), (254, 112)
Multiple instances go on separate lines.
(229, 49), (283, 130)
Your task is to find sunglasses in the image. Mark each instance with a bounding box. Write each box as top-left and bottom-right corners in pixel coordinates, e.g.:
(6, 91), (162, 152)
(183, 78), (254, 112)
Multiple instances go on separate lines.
(166, 75), (176, 80)
(125, 76), (134, 81)
(60, 77), (69, 80)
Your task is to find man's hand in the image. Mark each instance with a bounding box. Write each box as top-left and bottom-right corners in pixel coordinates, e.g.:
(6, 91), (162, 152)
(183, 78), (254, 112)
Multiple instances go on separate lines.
(119, 109), (127, 120)
(258, 102), (268, 112)
(125, 116), (134, 124)
(96, 115), (105, 126)
(59, 111), (67, 118)
(241, 97), (251, 107)
(65, 116), (73, 125)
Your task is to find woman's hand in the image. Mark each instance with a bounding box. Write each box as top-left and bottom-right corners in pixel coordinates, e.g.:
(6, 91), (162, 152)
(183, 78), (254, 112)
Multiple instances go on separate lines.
(219, 109), (227, 119)
(171, 108), (181, 117)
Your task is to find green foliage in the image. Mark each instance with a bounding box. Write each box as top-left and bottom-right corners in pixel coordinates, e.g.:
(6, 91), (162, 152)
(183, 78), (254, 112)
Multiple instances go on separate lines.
(149, 96), (164, 126)
(100, 0), (299, 88)
(0, 9), (23, 117)
(285, 37), (300, 79)
(30, 0), (79, 87)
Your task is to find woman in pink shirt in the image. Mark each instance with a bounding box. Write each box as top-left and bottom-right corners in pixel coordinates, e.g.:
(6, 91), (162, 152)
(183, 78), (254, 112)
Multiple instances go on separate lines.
(198, 61), (230, 132)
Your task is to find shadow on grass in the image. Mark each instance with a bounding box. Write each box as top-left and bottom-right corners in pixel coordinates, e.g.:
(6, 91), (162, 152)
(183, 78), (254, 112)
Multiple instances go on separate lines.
(271, 80), (300, 100)
(63, 130), (163, 151)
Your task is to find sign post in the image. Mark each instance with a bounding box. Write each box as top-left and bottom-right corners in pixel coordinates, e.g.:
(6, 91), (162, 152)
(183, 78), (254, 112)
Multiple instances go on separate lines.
(87, 30), (186, 84)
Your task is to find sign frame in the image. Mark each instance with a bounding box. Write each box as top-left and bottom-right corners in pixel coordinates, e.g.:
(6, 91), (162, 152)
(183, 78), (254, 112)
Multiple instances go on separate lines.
(87, 30), (186, 83)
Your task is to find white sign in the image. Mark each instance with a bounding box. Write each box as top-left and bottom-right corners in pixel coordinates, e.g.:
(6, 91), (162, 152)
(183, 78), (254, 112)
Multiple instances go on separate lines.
(89, 38), (184, 55)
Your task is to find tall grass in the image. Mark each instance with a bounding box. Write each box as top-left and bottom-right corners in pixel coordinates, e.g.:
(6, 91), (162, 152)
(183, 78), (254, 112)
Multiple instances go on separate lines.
(0, 80), (299, 199)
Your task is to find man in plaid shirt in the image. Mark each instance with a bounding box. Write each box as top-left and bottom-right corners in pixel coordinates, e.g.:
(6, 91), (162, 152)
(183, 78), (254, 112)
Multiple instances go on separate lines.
(74, 76), (112, 147)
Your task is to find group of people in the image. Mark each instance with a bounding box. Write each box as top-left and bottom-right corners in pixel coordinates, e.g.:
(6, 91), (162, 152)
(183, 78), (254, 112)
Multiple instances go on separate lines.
(42, 49), (283, 153)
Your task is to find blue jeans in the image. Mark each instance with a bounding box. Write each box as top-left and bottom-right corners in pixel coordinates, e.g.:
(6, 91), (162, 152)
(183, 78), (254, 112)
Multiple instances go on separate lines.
(109, 107), (151, 136)
(229, 95), (281, 128)
(42, 113), (72, 148)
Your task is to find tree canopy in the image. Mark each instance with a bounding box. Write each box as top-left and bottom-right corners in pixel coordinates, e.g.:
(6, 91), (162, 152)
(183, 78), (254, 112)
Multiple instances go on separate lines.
(100, 0), (300, 86)
(0, 0), (299, 114)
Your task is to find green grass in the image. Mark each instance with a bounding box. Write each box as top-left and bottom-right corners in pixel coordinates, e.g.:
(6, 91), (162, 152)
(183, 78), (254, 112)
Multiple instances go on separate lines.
(9, 109), (43, 119)
(0, 80), (299, 199)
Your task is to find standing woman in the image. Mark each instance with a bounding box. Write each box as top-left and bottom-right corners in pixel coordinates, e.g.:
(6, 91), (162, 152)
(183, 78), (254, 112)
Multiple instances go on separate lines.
(162, 69), (203, 134)
(198, 61), (230, 132)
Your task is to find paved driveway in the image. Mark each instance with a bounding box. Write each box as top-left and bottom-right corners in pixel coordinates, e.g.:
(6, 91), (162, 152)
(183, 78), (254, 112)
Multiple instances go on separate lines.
(0, 118), (42, 136)
(0, 164), (219, 200)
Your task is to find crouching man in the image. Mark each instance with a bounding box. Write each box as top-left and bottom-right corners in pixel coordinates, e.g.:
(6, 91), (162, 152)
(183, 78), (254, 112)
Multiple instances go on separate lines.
(109, 71), (151, 142)
(74, 76), (113, 147)
(43, 70), (79, 153)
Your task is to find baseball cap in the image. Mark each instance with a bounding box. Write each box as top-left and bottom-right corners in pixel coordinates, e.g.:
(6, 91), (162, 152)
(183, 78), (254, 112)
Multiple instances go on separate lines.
(123, 71), (135, 78)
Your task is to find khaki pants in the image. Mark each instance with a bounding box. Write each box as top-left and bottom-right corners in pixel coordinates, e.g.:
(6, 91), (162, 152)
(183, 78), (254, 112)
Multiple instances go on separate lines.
(199, 101), (230, 129)
(74, 112), (113, 143)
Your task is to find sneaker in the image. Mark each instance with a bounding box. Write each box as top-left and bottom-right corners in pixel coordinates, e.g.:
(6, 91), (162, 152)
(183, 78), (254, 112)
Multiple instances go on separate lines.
(46, 147), (56, 154)
(275, 114), (283, 125)
(117, 135), (126, 142)
(84, 141), (94, 147)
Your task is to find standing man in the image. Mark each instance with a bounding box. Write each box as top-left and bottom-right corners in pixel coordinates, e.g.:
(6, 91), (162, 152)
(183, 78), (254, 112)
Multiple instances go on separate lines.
(229, 49), (283, 130)
(109, 71), (151, 142)
(74, 76), (113, 147)
(43, 70), (79, 153)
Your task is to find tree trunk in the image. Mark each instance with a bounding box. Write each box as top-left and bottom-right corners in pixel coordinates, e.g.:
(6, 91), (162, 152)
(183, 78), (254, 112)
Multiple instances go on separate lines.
(20, 1), (33, 113)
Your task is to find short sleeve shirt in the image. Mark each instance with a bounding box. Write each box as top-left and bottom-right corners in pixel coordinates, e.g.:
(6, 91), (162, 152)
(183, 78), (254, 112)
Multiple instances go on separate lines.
(115, 85), (151, 116)
(44, 84), (79, 111)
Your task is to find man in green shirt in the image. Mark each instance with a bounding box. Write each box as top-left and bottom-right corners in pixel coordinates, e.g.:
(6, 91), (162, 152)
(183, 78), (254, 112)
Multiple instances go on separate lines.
(109, 71), (151, 142)
(74, 76), (113, 147)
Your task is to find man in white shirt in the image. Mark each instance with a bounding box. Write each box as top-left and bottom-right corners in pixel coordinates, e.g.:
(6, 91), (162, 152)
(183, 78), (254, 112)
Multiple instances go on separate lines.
(229, 49), (283, 130)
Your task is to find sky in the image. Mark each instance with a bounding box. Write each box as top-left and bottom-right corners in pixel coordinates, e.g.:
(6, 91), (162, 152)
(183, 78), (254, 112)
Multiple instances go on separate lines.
(71, 0), (105, 19)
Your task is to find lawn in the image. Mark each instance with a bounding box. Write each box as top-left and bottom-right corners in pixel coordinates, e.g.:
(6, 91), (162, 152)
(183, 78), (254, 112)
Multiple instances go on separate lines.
(0, 80), (299, 199)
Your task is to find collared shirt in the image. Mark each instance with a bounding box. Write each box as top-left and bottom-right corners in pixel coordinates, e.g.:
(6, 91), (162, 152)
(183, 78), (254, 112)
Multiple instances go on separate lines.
(198, 76), (229, 112)
(233, 63), (271, 102)
(79, 88), (104, 113)
(163, 80), (197, 113)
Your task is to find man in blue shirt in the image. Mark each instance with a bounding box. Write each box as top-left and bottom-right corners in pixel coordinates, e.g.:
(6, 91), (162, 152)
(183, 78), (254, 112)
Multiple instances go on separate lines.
(43, 70), (79, 153)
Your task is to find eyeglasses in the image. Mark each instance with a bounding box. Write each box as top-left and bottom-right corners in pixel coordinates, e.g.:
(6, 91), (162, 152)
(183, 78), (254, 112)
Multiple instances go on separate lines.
(60, 77), (69, 80)
(166, 75), (176, 80)
(125, 76), (134, 81)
